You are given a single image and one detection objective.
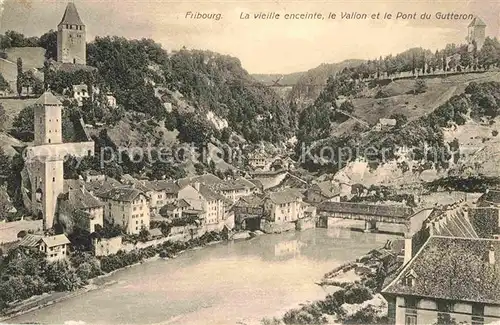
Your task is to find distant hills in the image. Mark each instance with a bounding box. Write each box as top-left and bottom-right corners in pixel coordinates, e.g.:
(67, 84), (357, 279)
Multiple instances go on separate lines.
(251, 72), (305, 86)
(286, 59), (365, 107)
(251, 59), (365, 105)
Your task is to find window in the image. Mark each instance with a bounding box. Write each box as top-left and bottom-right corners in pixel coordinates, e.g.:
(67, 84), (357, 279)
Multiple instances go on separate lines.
(472, 304), (484, 325)
(405, 315), (417, 325)
(437, 301), (452, 325)
(52, 177), (55, 182)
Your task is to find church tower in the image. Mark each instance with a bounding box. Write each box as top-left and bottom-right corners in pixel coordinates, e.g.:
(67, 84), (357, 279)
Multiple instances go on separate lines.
(28, 91), (65, 231)
(57, 2), (86, 65)
(467, 16), (486, 51)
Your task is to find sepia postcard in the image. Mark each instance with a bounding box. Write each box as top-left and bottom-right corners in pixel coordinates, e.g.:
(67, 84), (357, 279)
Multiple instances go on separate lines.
(0, 0), (499, 324)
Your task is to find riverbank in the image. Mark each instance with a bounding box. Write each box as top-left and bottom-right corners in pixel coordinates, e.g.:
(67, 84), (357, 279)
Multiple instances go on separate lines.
(5, 228), (400, 325)
(0, 233), (225, 322)
(262, 244), (401, 325)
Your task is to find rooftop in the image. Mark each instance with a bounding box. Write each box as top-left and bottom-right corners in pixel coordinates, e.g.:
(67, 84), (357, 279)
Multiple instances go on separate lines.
(196, 184), (226, 202)
(177, 173), (223, 188)
(310, 181), (340, 198)
(318, 201), (415, 219)
(382, 236), (500, 304)
(267, 189), (303, 205)
(97, 187), (146, 202)
(60, 188), (104, 210)
(41, 234), (71, 247)
(468, 16), (486, 27)
(59, 2), (84, 26)
(35, 91), (62, 106)
(234, 194), (264, 208)
(478, 190), (500, 205)
(18, 234), (43, 247)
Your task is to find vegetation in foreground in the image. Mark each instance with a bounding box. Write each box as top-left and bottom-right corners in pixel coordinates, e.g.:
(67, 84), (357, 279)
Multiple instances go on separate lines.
(0, 231), (223, 313)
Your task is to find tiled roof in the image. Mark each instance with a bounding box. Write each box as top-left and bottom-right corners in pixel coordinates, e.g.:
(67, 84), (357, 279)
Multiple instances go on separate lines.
(318, 202), (414, 219)
(234, 195), (264, 208)
(478, 190), (500, 205)
(235, 177), (257, 189)
(468, 16), (486, 27)
(209, 178), (254, 192)
(199, 184), (226, 202)
(469, 207), (500, 238)
(62, 188), (104, 210)
(97, 187), (146, 202)
(161, 199), (191, 212)
(35, 91), (62, 106)
(267, 189), (303, 205)
(382, 236), (500, 304)
(83, 178), (122, 196)
(311, 181), (340, 198)
(150, 180), (180, 193)
(149, 228), (163, 238)
(59, 2), (84, 26)
(177, 173), (223, 188)
(18, 234), (43, 247)
(42, 234), (71, 247)
(424, 203), (478, 238)
(249, 179), (263, 191)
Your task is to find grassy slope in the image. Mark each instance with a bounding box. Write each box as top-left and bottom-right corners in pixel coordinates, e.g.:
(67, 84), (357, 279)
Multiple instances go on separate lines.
(332, 71), (500, 137)
(0, 98), (37, 155)
(332, 71), (500, 185)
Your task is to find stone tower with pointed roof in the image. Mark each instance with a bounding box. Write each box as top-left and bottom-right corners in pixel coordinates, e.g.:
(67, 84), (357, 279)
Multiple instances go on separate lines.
(57, 2), (86, 65)
(28, 91), (65, 231)
(467, 16), (486, 51)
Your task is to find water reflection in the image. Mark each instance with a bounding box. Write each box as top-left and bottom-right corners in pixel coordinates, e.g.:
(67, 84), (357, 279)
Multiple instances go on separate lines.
(274, 239), (306, 257)
(10, 228), (401, 325)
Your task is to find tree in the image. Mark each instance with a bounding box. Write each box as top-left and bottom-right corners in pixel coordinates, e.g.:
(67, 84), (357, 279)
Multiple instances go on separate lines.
(16, 57), (23, 97)
(0, 72), (9, 91)
(0, 104), (6, 131)
(12, 103), (35, 135)
(414, 79), (427, 94)
(389, 113), (408, 128)
(39, 30), (58, 60)
(478, 37), (500, 69)
(138, 227), (150, 242)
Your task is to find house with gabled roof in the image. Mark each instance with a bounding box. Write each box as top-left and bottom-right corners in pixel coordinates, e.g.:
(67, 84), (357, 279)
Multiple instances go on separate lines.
(264, 189), (304, 224)
(18, 233), (71, 262)
(57, 187), (104, 233)
(305, 181), (341, 203)
(159, 199), (192, 219)
(382, 236), (500, 325)
(96, 186), (150, 235)
(232, 194), (264, 231)
(208, 177), (256, 203)
(177, 182), (226, 228)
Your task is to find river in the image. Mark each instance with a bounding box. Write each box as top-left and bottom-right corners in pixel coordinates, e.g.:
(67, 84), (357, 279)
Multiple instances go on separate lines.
(9, 228), (400, 325)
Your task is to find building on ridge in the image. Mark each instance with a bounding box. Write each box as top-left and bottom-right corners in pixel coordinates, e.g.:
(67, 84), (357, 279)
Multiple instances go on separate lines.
(467, 16), (486, 51)
(57, 2), (86, 65)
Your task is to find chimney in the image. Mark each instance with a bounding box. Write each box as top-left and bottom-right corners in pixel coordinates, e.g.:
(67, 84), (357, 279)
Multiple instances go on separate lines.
(489, 244), (495, 265)
(486, 189), (490, 194)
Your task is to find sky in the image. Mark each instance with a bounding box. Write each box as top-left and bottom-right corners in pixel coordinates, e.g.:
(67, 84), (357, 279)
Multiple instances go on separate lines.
(0, 0), (499, 74)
